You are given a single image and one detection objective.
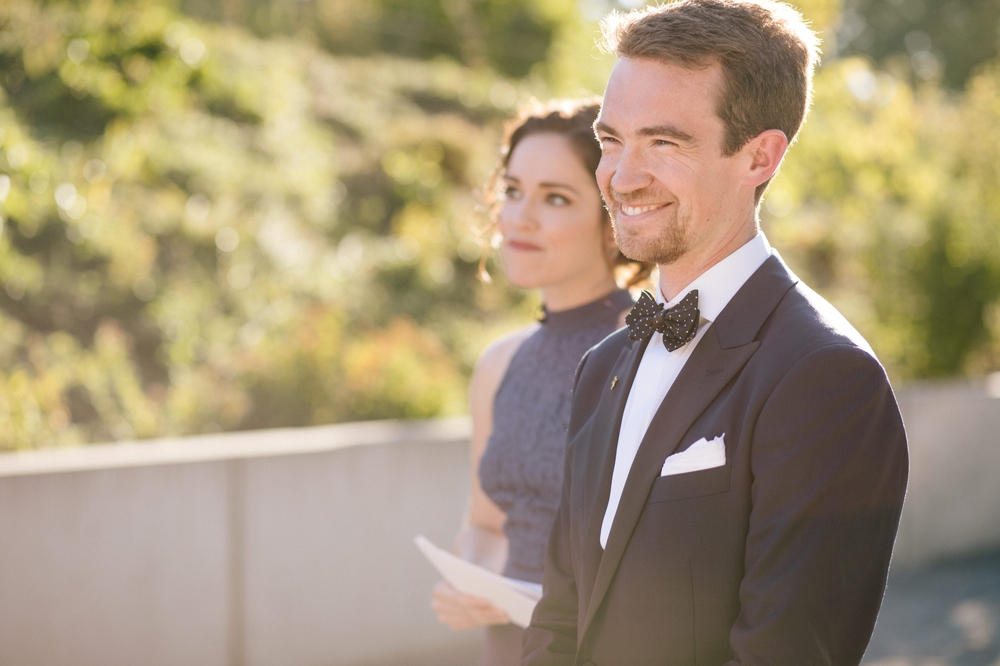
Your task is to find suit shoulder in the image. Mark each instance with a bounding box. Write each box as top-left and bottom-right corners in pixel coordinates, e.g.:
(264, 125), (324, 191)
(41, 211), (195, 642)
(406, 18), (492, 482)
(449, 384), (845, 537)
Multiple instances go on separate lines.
(578, 327), (632, 375)
(765, 280), (876, 361)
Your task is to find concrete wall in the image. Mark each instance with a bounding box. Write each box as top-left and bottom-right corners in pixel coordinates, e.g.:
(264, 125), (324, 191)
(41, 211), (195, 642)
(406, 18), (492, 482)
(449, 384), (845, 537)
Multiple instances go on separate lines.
(892, 374), (1000, 569)
(0, 376), (998, 666)
(0, 418), (480, 666)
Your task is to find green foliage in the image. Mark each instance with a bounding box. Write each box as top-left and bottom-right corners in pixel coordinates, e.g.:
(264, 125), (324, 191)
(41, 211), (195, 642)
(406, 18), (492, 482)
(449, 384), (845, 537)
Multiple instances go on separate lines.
(766, 59), (1000, 379)
(2, 0), (999, 450)
(158, 0), (578, 79)
(0, 1), (539, 449)
(837, 0), (1000, 88)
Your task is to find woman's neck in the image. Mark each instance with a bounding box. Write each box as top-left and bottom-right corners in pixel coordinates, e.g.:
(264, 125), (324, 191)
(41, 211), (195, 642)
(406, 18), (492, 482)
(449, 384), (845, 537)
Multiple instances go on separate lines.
(539, 273), (619, 313)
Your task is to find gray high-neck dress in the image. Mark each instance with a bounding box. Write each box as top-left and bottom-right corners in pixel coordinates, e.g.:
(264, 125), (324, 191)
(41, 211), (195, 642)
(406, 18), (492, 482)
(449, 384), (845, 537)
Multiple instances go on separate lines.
(477, 289), (633, 666)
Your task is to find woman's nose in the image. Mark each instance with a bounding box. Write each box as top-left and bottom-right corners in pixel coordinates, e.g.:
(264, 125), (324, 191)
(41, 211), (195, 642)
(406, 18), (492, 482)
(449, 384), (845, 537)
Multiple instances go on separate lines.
(499, 198), (537, 231)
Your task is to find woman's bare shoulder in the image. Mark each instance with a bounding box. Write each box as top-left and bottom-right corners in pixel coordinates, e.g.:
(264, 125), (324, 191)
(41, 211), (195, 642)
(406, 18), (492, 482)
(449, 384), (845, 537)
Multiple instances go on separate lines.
(478, 324), (538, 370)
(471, 324), (539, 397)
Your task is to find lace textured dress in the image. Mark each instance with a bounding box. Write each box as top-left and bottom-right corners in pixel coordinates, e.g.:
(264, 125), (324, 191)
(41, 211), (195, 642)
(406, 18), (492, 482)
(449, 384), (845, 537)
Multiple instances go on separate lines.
(477, 289), (633, 666)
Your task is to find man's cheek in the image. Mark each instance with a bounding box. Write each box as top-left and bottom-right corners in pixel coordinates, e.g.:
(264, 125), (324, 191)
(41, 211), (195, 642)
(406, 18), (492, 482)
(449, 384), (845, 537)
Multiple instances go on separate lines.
(597, 181), (616, 209)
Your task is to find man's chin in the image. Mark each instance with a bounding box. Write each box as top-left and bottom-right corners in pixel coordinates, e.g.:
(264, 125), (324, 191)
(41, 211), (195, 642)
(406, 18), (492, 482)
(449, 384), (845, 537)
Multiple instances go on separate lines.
(617, 237), (686, 266)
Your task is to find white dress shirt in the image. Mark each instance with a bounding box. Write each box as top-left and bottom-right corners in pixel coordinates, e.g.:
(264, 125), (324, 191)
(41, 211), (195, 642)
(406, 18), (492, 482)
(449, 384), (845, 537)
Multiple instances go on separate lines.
(600, 233), (772, 548)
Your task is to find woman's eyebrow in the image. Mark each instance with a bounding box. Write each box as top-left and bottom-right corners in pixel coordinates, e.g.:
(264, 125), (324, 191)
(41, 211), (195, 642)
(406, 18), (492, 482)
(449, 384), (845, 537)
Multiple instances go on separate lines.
(504, 175), (580, 195)
(538, 182), (580, 194)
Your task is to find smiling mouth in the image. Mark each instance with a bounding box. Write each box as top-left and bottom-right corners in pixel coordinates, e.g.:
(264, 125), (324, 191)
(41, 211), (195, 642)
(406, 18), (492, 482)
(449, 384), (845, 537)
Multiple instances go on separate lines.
(619, 203), (668, 216)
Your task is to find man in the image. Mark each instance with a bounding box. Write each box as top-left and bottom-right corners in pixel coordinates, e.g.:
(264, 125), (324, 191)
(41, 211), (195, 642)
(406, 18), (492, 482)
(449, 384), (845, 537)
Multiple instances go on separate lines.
(522, 1), (909, 664)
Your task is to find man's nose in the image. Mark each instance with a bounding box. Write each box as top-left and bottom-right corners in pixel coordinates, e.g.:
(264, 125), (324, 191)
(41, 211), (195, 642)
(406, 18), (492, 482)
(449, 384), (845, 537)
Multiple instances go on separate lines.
(608, 146), (652, 194)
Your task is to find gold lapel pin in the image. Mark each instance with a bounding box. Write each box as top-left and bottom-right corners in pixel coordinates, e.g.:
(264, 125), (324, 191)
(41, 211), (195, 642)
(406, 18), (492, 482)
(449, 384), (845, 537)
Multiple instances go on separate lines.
(610, 376), (619, 391)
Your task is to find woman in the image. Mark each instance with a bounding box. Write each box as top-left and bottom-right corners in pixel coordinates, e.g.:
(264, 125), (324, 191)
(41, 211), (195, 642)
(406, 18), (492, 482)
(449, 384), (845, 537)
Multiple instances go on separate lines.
(431, 100), (650, 665)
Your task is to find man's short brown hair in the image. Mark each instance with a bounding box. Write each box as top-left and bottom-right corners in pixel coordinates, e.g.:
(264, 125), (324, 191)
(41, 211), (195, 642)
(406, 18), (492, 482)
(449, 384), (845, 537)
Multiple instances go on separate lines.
(601, 0), (820, 156)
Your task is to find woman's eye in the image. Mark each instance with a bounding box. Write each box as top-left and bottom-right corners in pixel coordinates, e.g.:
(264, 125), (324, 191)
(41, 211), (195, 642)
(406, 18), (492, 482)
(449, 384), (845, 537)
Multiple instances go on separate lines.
(547, 194), (570, 206)
(502, 185), (522, 200)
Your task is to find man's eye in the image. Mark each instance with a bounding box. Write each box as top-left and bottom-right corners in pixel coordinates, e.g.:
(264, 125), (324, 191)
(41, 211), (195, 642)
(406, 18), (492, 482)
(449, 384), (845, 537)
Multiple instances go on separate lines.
(655, 139), (677, 147)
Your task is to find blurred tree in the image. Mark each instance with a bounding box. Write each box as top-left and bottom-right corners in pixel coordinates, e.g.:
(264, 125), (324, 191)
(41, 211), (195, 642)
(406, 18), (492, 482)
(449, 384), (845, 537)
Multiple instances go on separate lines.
(836, 0), (1000, 88)
(161, 0), (572, 79)
(0, 1), (536, 449)
(765, 58), (1000, 380)
(3, 0), (1000, 451)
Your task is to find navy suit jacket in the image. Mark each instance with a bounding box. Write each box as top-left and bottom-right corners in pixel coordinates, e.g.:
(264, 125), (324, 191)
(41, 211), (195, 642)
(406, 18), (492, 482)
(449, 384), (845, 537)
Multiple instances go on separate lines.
(522, 253), (909, 666)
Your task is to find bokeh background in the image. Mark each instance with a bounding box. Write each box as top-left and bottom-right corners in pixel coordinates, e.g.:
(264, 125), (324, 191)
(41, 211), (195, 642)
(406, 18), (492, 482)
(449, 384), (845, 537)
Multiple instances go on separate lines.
(2, 0), (999, 452)
(2, 1), (1000, 665)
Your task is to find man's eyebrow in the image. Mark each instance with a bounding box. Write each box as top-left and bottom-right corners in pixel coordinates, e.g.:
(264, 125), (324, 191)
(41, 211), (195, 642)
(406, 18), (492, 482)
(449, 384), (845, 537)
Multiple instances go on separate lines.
(637, 124), (695, 143)
(593, 121), (618, 137)
(594, 120), (695, 143)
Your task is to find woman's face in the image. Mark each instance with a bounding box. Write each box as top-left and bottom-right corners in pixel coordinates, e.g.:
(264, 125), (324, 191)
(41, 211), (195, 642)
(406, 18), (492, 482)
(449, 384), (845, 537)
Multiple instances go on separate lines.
(498, 132), (615, 297)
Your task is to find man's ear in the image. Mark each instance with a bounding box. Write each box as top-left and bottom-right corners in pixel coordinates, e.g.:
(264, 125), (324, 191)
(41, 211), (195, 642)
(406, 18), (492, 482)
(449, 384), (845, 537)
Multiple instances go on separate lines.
(743, 129), (788, 188)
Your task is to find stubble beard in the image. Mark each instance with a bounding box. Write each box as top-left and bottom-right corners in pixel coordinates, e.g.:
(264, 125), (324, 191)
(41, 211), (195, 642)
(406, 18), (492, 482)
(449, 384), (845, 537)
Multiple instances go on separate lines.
(607, 192), (690, 266)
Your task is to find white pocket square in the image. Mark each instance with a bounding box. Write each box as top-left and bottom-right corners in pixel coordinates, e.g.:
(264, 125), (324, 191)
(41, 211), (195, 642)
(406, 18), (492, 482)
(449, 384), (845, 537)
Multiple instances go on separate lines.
(660, 434), (726, 476)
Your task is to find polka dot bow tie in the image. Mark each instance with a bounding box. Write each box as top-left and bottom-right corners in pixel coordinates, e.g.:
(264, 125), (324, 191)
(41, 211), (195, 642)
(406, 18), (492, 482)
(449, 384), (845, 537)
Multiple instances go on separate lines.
(625, 289), (700, 352)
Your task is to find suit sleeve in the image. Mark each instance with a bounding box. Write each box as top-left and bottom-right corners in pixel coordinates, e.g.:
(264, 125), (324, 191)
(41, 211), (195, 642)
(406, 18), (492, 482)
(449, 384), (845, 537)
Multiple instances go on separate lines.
(726, 343), (909, 665)
(520, 444), (579, 666)
(521, 349), (601, 665)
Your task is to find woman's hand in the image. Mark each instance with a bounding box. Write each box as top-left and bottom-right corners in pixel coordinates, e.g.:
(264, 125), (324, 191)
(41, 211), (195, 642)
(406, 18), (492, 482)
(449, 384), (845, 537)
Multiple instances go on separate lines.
(431, 580), (510, 630)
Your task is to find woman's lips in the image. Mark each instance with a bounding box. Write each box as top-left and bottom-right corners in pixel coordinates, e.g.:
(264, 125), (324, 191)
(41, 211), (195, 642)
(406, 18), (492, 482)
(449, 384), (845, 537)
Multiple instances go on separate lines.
(506, 239), (543, 251)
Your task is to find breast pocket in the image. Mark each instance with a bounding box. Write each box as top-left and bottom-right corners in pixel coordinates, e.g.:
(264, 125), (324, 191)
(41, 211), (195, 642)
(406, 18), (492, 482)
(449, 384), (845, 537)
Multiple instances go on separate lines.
(647, 464), (731, 504)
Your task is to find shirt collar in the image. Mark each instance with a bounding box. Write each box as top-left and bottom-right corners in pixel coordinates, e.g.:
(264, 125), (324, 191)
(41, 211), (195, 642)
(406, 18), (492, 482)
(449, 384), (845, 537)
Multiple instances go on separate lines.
(658, 233), (771, 322)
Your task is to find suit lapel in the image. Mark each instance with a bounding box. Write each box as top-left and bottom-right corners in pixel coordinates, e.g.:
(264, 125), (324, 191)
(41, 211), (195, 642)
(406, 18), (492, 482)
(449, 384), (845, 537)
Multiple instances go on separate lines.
(577, 252), (799, 641)
(580, 325), (759, 638)
(578, 337), (648, 592)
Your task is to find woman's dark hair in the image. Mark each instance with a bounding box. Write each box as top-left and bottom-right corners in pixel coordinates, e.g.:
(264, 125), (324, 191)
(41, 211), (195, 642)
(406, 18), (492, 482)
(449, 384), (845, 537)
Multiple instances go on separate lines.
(480, 98), (653, 288)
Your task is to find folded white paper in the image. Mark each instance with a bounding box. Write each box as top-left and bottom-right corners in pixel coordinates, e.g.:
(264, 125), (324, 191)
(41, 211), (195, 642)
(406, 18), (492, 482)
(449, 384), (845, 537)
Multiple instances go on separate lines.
(660, 434), (726, 476)
(414, 535), (542, 628)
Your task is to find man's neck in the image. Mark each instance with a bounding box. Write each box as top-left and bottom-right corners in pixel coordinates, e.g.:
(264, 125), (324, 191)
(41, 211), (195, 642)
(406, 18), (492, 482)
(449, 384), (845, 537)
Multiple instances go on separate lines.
(658, 222), (758, 301)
